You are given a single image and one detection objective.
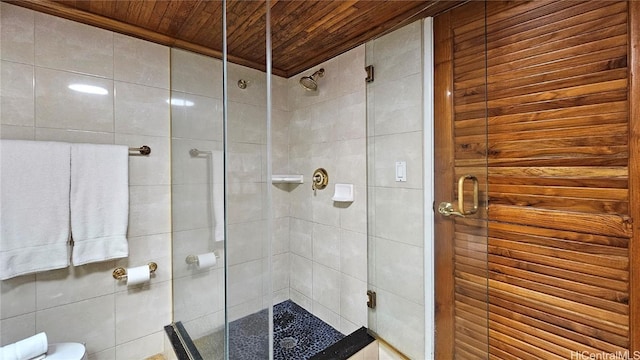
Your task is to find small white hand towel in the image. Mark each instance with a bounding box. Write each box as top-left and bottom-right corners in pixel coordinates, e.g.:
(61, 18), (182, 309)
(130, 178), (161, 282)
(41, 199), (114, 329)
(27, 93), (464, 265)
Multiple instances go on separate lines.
(71, 143), (129, 265)
(0, 140), (71, 280)
(0, 332), (48, 360)
(212, 150), (224, 241)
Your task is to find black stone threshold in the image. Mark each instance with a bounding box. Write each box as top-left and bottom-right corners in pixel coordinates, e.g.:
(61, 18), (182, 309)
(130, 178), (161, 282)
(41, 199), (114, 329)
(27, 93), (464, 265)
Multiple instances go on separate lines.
(309, 327), (375, 360)
(165, 322), (375, 360)
(164, 322), (203, 360)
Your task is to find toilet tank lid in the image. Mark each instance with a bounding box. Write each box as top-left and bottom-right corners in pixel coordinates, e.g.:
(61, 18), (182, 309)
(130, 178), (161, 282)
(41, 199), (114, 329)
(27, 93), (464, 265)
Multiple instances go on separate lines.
(46, 342), (85, 359)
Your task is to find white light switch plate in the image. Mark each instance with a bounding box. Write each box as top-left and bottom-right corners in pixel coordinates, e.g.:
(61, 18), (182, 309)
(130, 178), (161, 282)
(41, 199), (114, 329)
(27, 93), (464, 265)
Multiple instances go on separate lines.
(395, 161), (406, 182)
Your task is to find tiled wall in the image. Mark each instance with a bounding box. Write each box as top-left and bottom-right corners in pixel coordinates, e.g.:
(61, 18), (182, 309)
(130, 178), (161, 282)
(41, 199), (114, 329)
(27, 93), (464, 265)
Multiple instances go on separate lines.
(169, 48), (225, 340)
(287, 46), (369, 336)
(169, 49), (291, 342)
(0, 3), (172, 359)
(366, 21), (426, 359)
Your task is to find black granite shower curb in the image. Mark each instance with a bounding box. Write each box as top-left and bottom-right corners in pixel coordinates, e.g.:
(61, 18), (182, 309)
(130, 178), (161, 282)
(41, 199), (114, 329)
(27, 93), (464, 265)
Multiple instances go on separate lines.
(309, 327), (375, 360)
(164, 321), (203, 360)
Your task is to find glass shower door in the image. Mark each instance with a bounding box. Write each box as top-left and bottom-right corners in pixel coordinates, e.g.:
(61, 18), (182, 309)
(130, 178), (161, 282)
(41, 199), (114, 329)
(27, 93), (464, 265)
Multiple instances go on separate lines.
(434, 2), (489, 358)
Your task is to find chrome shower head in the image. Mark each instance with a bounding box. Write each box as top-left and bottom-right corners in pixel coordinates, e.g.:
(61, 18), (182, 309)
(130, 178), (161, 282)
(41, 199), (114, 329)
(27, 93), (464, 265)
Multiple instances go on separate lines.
(299, 68), (324, 91)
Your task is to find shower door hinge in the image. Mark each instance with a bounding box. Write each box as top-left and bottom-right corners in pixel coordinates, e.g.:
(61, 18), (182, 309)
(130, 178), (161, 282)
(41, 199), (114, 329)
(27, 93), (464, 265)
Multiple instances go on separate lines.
(367, 290), (377, 309)
(365, 65), (374, 83)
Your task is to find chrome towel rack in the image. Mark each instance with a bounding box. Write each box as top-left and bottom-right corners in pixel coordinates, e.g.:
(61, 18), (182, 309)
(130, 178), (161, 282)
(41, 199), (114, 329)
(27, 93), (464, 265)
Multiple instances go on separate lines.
(129, 145), (151, 156)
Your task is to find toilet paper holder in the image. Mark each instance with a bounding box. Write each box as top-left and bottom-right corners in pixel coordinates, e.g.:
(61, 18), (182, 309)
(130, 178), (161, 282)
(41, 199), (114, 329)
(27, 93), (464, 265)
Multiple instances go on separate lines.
(185, 252), (220, 265)
(112, 262), (157, 280)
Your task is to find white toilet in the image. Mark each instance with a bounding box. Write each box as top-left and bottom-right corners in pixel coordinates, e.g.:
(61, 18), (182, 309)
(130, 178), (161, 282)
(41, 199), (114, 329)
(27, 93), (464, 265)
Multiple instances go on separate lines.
(45, 342), (87, 360)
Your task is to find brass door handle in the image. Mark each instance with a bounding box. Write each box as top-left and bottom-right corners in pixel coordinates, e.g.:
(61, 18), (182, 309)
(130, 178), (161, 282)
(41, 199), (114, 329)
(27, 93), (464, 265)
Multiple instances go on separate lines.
(438, 175), (479, 217)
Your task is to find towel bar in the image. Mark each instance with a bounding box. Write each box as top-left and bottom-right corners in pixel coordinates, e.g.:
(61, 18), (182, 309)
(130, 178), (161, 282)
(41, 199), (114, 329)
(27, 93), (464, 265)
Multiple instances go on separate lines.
(129, 145), (151, 156)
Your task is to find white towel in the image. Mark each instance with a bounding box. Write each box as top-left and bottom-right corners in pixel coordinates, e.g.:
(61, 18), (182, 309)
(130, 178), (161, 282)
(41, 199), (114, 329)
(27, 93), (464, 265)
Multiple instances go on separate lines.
(71, 143), (129, 265)
(0, 332), (48, 360)
(0, 140), (71, 280)
(212, 150), (224, 242)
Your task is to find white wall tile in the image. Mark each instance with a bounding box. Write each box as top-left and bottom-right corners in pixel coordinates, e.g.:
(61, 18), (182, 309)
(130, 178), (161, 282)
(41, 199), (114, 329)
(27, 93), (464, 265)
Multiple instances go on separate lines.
(171, 228), (222, 280)
(372, 74), (423, 136)
(1, 61), (34, 127)
(1, 125), (34, 140)
(117, 233), (172, 285)
(227, 260), (264, 307)
(114, 34), (169, 89)
(115, 134), (171, 186)
(127, 185), (171, 237)
(375, 238), (424, 305)
(228, 100), (267, 145)
(228, 142), (263, 182)
(375, 290), (424, 360)
(290, 254), (312, 298)
(272, 253), (290, 292)
(171, 49), (222, 99)
(35, 13), (113, 77)
(312, 262), (340, 313)
(88, 348), (116, 360)
(339, 185), (367, 235)
(340, 230), (367, 282)
(339, 317), (360, 337)
(374, 131), (423, 189)
(228, 63), (267, 106)
(227, 182), (263, 224)
(340, 274), (367, 327)
(35, 128), (113, 144)
(171, 183), (213, 232)
(36, 295), (116, 354)
(0, 313), (35, 346)
(115, 282), (171, 344)
(173, 269), (223, 322)
(271, 216), (290, 254)
(374, 187), (423, 247)
(313, 223), (341, 271)
(290, 218), (313, 259)
(35, 261), (116, 310)
(0, 3), (35, 64)
(114, 82), (170, 137)
(289, 289), (312, 313)
(312, 301), (341, 332)
(115, 332), (165, 360)
(170, 92), (223, 141)
(369, 20), (421, 83)
(0, 274), (36, 319)
(227, 220), (265, 266)
(35, 68), (114, 132)
(170, 138), (223, 185)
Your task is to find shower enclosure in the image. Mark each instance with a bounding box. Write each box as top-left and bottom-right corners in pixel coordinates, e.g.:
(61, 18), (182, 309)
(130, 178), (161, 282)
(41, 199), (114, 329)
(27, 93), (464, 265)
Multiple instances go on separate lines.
(169, 1), (431, 359)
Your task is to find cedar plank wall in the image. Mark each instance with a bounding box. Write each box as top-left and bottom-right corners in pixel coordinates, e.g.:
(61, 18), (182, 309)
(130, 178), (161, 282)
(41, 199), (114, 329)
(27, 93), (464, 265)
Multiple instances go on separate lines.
(437, 1), (634, 358)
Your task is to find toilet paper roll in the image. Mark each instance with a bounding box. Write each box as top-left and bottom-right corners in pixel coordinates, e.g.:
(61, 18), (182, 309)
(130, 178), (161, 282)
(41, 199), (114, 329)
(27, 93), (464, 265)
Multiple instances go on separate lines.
(126, 265), (150, 286)
(196, 252), (217, 269)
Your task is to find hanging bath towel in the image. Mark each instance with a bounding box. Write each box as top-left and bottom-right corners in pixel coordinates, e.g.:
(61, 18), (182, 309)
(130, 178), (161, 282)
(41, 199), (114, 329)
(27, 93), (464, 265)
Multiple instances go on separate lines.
(0, 140), (71, 280)
(70, 143), (129, 265)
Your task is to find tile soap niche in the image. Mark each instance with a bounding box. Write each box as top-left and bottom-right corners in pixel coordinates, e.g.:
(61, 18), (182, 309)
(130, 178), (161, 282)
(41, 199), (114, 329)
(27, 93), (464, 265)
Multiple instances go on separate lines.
(332, 183), (354, 202)
(271, 174), (304, 184)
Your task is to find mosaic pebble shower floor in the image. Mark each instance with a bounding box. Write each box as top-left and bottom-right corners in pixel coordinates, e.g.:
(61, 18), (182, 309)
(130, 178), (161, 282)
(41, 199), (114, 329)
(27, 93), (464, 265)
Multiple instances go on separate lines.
(194, 300), (345, 360)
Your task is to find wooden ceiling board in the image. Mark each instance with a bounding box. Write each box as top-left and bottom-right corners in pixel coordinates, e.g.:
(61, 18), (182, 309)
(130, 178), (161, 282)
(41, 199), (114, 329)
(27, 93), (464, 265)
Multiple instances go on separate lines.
(8, 0), (464, 78)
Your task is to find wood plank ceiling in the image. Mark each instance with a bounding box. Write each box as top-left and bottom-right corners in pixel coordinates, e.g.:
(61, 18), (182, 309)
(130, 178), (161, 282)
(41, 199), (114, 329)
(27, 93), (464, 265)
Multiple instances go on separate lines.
(8, 0), (463, 77)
